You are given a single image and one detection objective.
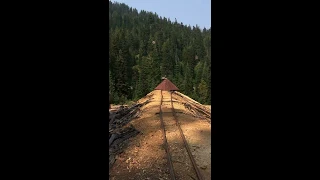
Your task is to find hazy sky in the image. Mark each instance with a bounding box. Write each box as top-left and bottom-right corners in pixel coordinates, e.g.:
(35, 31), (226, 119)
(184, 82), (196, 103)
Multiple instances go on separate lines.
(110, 0), (211, 30)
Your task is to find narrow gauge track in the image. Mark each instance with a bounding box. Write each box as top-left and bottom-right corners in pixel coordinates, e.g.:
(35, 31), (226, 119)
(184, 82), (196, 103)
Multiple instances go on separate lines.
(159, 90), (203, 180)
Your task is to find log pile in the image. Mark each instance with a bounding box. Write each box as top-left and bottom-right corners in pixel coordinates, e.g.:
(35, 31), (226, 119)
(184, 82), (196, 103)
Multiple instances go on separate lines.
(173, 92), (211, 122)
(109, 99), (151, 170)
(109, 125), (139, 170)
(183, 102), (211, 120)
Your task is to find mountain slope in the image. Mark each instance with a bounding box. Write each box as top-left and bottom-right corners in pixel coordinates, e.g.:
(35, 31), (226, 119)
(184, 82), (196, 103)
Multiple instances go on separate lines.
(109, 1), (211, 104)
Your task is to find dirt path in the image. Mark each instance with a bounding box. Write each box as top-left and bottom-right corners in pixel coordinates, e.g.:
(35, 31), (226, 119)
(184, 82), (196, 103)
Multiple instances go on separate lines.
(109, 90), (211, 180)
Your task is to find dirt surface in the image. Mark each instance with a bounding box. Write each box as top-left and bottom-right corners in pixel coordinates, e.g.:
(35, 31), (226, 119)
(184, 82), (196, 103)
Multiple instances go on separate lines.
(109, 90), (211, 180)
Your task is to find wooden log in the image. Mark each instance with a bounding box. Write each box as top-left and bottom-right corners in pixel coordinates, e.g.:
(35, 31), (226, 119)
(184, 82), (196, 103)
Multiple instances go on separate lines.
(109, 133), (118, 146)
(108, 99), (151, 169)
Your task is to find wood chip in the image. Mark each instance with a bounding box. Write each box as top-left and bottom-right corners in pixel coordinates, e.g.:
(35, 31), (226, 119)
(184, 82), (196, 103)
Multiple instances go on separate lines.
(200, 165), (207, 169)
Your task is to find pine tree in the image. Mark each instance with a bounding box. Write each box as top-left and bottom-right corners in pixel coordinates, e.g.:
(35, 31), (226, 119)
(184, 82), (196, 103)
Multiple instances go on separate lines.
(114, 49), (128, 101)
(198, 79), (209, 104)
(161, 39), (173, 78)
(109, 1), (211, 103)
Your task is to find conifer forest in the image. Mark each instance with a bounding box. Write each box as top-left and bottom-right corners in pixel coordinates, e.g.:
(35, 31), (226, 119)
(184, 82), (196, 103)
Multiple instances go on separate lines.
(109, 1), (211, 104)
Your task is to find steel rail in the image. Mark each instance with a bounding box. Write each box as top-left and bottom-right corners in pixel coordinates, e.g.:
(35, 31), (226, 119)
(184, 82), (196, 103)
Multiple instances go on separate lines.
(170, 92), (204, 180)
(158, 90), (204, 180)
(159, 90), (176, 180)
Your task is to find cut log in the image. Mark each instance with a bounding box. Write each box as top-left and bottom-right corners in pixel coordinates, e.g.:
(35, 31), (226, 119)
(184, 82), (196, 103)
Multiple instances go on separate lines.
(108, 97), (151, 169)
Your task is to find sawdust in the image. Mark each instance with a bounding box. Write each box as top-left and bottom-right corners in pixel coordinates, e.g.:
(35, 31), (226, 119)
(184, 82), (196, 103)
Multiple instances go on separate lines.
(109, 90), (211, 180)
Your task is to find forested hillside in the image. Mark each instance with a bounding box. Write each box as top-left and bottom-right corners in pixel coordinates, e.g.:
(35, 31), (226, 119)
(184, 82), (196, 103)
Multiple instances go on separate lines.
(109, 1), (211, 104)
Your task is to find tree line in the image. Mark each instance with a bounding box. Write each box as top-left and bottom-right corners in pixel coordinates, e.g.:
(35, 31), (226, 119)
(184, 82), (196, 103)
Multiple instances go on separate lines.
(109, 1), (211, 104)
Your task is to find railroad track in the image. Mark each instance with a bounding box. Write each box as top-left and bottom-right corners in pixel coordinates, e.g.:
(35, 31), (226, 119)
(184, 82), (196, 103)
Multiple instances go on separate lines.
(159, 90), (203, 180)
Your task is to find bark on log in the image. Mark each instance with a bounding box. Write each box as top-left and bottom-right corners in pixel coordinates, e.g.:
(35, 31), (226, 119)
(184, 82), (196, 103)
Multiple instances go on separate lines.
(108, 99), (151, 170)
(109, 134), (118, 146)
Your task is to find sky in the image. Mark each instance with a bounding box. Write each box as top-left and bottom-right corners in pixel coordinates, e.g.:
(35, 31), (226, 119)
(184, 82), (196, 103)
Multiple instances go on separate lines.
(110, 0), (211, 30)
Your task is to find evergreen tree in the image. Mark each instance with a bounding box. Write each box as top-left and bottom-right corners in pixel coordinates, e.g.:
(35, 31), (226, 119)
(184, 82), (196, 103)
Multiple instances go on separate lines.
(109, 1), (211, 104)
(114, 49), (128, 101)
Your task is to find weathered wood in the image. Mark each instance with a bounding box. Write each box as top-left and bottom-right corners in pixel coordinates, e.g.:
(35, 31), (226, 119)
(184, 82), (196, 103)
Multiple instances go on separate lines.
(182, 101), (211, 121)
(174, 91), (210, 114)
(108, 99), (151, 170)
(109, 133), (118, 146)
